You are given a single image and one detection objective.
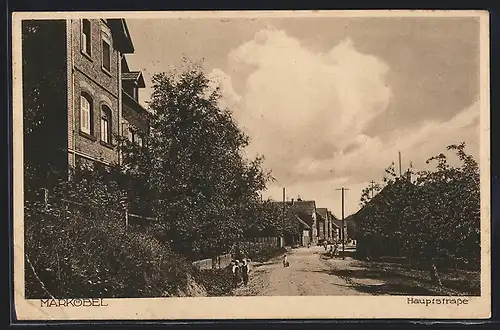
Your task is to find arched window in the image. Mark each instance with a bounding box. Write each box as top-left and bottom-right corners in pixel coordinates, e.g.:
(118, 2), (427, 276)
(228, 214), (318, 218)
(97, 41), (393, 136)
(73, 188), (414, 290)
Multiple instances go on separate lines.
(100, 105), (112, 144)
(136, 134), (143, 147)
(80, 94), (93, 135)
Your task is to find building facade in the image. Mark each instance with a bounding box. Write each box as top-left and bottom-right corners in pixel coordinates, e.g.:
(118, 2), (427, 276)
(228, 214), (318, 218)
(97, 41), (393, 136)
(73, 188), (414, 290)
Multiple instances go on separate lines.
(67, 18), (149, 169)
(23, 18), (149, 181)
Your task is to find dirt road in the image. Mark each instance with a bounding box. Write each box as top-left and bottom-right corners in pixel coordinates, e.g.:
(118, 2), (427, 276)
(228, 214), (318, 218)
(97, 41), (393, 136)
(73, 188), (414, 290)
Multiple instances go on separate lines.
(233, 245), (370, 296)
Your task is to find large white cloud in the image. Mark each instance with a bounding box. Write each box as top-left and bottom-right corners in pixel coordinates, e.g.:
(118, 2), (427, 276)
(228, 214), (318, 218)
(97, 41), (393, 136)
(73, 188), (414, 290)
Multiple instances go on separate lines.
(208, 27), (480, 216)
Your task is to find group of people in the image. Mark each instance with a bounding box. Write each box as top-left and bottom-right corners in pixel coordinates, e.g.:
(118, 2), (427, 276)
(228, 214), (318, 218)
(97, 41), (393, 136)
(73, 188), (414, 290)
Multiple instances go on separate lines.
(231, 258), (250, 288)
(326, 240), (340, 257)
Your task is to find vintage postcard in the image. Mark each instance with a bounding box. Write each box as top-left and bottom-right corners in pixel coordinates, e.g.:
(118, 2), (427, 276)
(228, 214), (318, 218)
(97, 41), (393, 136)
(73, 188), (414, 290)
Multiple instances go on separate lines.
(12, 10), (491, 321)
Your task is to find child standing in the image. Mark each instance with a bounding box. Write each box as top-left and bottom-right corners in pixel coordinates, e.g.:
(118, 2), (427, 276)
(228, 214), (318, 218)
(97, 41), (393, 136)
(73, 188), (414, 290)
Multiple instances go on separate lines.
(241, 259), (249, 286)
(232, 260), (241, 288)
(283, 254), (289, 267)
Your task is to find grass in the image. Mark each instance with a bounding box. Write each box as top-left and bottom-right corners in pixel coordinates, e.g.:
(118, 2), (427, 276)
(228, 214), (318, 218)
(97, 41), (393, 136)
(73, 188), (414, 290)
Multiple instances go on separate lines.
(321, 254), (480, 296)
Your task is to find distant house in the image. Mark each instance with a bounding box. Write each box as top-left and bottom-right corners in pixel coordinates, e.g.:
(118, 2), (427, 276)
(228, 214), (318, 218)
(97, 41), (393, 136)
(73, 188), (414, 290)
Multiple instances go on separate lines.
(330, 211), (347, 243)
(316, 208), (332, 243)
(286, 199), (319, 245)
(270, 201), (311, 247)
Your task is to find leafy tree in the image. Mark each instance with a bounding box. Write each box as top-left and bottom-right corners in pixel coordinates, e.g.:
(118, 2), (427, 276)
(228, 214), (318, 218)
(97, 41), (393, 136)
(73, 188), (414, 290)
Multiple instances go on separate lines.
(356, 143), (480, 286)
(118, 62), (272, 260)
(22, 20), (68, 190)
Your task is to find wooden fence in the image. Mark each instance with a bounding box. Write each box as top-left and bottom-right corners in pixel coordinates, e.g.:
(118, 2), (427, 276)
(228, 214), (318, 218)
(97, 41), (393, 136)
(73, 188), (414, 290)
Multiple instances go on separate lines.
(36, 188), (158, 231)
(192, 253), (232, 271)
(247, 236), (284, 248)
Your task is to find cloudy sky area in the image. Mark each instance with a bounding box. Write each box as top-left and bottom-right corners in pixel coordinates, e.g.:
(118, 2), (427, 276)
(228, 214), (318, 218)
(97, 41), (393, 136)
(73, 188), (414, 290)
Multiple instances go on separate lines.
(125, 16), (480, 217)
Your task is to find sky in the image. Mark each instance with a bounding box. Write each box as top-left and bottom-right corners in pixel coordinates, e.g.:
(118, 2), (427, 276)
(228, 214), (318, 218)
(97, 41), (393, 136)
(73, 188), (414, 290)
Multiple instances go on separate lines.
(124, 15), (481, 217)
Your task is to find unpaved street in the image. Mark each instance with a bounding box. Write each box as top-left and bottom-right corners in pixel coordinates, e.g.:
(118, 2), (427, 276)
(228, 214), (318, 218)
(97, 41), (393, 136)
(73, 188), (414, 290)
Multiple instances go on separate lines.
(234, 245), (370, 296)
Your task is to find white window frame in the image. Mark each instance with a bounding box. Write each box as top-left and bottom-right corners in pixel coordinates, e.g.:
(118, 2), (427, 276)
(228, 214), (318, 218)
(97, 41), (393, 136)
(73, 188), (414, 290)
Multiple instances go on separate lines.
(128, 127), (134, 143)
(101, 30), (112, 73)
(100, 106), (111, 143)
(137, 135), (143, 147)
(81, 19), (92, 56)
(80, 95), (92, 135)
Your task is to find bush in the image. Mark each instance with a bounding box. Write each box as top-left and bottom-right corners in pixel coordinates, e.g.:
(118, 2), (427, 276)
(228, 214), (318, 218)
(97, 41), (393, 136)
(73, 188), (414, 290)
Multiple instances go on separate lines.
(24, 167), (193, 299)
(193, 268), (234, 296)
(237, 242), (286, 262)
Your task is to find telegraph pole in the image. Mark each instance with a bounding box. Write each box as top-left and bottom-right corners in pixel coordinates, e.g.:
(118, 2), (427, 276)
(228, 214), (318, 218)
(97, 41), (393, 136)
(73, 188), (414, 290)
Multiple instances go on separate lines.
(335, 187), (350, 253)
(282, 187), (286, 248)
(282, 187), (286, 223)
(398, 151), (402, 177)
(369, 180), (376, 199)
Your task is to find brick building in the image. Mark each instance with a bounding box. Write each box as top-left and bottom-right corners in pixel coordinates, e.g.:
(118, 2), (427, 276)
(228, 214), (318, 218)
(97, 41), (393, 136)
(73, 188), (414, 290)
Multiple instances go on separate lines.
(22, 18), (149, 181)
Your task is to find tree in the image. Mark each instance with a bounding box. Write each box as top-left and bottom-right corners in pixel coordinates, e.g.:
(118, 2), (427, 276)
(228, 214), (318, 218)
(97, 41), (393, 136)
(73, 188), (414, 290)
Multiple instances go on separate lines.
(355, 142), (480, 286)
(22, 20), (68, 190)
(118, 61), (272, 259)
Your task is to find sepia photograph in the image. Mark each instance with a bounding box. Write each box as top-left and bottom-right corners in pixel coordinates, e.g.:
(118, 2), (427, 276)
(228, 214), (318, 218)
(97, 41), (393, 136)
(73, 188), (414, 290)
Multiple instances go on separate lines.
(12, 10), (490, 320)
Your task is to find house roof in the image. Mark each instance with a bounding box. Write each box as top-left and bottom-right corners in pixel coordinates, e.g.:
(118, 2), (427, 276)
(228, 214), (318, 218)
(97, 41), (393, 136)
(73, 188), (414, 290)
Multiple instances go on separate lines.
(295, 215), (311, 229)
(328, 210), (339, 220)
(316, 208), (329, 221)
(266, 201), (312, 230)
(286, 200), (316, 214)
(108, 19), (134, 54)
(332, 219), (347, 228)
(316, 211), (325, 222)
(122, 71), (146, 88)
(286, 200), (316, 227)
(122, 90), (150, 117)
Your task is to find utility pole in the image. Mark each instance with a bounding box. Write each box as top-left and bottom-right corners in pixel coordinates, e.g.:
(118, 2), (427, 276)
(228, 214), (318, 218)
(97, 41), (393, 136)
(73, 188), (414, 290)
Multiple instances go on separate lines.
(282, 187), (286, 248)
(282, 187), (285, 223)
(398, 151), (402, 177)
(369, 180), (376, 199)
(335, 187), (350, 253)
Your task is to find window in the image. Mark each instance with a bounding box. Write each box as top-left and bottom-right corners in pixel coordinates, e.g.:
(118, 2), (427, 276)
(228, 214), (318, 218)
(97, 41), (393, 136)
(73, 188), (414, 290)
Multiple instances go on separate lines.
(80, 95), (92, 134)
(128, 127), (134, 143)
(81, 19), (91, 56)
(132, 86), (138, 101)
(102, 32), (111, 72)
(100, 106), (111, 143)
(136, 135), (143, 147)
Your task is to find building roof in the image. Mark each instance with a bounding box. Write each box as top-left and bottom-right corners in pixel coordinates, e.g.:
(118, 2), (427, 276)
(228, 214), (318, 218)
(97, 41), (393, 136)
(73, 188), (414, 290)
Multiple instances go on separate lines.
(122, 90), (150, 117)
(316, 208), (329, 221)
(266, 201), (312, 230)
(286, 200), (316, 227)
(108, 19), (135, 54)
(328, 210), (339, 220)
(122, 71), (146, 88)
(316, 211), (325, 222)
(286, 200), (316, 214)
(295, 215), (311, 229)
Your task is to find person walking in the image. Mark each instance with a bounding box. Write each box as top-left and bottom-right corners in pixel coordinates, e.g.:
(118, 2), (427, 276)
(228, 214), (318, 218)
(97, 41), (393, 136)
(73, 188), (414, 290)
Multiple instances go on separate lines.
(241, 258), (250, 286)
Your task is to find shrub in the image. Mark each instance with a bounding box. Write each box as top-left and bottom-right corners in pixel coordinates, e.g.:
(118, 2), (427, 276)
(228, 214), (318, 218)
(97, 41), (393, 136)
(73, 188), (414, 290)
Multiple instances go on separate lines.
(24, 166), (193, 299)
(237, 242), (286, 262)
(193, 267), (234, 296)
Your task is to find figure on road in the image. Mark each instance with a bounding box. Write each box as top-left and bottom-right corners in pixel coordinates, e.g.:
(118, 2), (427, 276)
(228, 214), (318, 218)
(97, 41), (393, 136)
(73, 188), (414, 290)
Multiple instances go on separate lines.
(241, 258), (249, 286)
(283, 254), (289, 267)
(232, 260), (241, 288)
